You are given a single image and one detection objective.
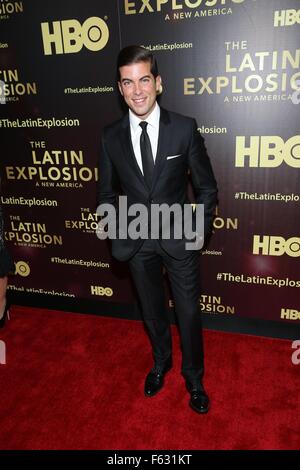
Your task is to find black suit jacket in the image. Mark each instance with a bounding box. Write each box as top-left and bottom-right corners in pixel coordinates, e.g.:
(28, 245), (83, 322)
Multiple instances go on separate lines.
(98, 108), (218, 261)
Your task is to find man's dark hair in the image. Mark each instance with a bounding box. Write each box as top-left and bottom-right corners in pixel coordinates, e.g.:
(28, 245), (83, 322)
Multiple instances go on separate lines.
(117, 45), (159, 80)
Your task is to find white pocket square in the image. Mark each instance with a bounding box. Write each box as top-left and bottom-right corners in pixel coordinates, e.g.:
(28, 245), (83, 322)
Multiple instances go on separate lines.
(166, 154), (182, 160)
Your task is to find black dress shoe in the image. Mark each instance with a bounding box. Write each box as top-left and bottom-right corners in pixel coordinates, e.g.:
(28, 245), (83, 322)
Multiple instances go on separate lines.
(186, 381), (210, 414)
(144, 358), (172, 397)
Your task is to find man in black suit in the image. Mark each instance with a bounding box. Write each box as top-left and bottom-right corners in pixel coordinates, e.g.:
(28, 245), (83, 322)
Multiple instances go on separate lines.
(98, 46), (218, 414)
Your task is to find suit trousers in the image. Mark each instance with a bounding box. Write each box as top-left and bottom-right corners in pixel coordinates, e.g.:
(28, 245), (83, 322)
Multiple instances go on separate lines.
(128, 239), (204, 384)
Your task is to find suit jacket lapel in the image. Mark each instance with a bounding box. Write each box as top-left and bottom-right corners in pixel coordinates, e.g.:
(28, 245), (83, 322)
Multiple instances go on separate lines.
(120, 114), (148, 190)
(151, 108), (171, 192)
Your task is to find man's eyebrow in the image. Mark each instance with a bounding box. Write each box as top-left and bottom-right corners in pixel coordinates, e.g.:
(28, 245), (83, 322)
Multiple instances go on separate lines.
(121, 75), (151, 82)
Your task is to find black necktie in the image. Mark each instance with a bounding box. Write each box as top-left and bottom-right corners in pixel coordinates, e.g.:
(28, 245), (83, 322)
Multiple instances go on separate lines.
(139, 121), (154, 188)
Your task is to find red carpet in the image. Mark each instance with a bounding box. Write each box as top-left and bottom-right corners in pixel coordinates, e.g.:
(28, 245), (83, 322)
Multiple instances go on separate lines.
(0, 306), (299, 450)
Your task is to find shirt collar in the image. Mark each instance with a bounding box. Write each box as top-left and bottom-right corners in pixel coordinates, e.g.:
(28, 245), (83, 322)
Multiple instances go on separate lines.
(129, 102), (160, 133)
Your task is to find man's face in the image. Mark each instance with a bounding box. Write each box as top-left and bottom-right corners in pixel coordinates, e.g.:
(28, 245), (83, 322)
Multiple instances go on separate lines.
(118, 61), (161, 120)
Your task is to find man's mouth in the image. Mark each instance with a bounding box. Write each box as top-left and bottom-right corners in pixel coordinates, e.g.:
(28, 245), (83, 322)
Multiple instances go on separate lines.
(133, 98), (146, 105)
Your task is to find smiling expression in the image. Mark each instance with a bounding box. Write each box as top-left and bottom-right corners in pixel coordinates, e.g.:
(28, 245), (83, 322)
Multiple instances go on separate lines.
(118, 61), (162, 120)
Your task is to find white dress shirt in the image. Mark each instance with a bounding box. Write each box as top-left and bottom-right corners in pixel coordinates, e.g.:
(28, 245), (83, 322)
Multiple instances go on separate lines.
(129, 102), (160, 175)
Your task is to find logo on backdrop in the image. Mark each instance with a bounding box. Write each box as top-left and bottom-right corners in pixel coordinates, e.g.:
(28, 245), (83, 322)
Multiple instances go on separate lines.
(65, 208), (100, 234)
(235, 136), (300, 168)
(274, 9), (300, 27)
(0, 116), (80, 129)
(199, 294), (235, 314)
(198, 125), (227, 135)
(15, 260), (30, 277)
(281, 308), (300, 321)
(41, 17), (109, 55)
(0, 0), (23, 21)
(0, 69), (37, 103)
(5, 215), (63, 248)
(123, 0), (250, 20)
(213, 207), (238, 231)
(1, 195), (58, 208)
(90, 285), (113, 297)
(184, 40), (300, 103)
(253, 236), (300, 257)
(170, 294), (235, 314)
(5, 140), (98, 188)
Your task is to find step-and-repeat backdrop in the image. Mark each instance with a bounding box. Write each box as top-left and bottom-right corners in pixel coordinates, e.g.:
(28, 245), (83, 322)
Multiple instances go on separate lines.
(1, 0), (299, 327)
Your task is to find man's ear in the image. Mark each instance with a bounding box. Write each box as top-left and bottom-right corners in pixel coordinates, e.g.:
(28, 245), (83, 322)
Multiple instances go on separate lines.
(156, 75), (163, 95)
(118, 81), (123, 96)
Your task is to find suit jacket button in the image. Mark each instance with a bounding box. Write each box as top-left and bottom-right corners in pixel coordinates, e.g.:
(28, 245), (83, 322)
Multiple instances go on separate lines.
(149, 198), (154, 203)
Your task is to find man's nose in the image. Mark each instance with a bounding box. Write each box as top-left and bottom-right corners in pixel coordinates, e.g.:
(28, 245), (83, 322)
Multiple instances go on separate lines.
(133, 82), (142, 94)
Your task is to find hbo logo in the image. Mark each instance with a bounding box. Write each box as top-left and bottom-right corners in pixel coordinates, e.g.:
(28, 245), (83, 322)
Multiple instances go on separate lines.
(235, 136), (300, 168)
(274, 9), (300, 27)
(90, 285), (113, 297)
(253, 235), (300, 257)
(41, 17), (109, 55)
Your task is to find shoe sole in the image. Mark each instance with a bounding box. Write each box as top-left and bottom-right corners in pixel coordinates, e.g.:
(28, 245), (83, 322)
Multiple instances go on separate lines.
(189, 401), (210, 414)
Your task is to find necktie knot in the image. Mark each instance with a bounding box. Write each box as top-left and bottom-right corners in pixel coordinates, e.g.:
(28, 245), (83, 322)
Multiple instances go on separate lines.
(139, 121), (148, 132)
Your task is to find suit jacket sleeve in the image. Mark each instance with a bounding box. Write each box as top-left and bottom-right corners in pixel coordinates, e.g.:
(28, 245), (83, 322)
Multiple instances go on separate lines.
(188, 119), (218, 237)
(97, 129), (120, 208)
